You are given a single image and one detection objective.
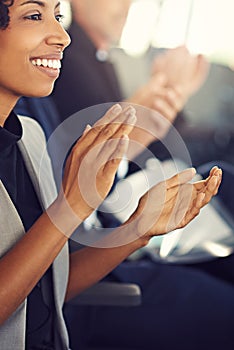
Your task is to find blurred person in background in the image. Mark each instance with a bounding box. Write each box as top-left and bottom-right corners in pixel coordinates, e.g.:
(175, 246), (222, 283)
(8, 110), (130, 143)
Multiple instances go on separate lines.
(50, 0), (210, 162)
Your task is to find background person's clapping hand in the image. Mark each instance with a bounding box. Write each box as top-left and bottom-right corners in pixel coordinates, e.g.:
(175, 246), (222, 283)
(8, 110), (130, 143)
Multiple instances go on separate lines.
(151, 45), (210, 102)
(125, 46), (210, 153)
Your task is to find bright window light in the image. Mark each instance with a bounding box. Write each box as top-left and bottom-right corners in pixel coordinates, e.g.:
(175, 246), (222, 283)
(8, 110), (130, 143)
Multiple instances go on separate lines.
(151, 0), (193, 48)
(186, 0), (234, 65)
(120, 0), (234, 66)
(120, 0), (160, 56)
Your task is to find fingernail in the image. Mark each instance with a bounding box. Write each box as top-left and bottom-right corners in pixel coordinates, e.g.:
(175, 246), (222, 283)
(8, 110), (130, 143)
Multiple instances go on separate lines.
(124, 106), (137, 123)
(124, 106), (135, 116)
(111, 104), (122, 115)
(83, 124), (92, 134)
(190, 167), (196, 174)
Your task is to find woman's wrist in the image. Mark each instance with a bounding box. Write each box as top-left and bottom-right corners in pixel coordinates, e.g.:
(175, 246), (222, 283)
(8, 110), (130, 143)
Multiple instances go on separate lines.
(120, 215), (151, 250)
(47, 196), (84, 238)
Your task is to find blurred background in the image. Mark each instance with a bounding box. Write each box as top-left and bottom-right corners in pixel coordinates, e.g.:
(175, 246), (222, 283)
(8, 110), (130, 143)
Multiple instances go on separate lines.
(61, 0), (234, 165)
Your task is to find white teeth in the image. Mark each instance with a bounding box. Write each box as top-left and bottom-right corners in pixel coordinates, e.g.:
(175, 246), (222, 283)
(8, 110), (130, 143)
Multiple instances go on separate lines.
(42, 59), (48, 67)
(31, 58), (61, 69)
(53, 60), (61, 69)
(48, 59), (53, 68)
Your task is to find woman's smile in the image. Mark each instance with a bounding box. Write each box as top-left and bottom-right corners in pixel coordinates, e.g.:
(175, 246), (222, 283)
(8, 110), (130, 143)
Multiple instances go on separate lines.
(0, 0), (70, 103)
(30, 53), (63, 79)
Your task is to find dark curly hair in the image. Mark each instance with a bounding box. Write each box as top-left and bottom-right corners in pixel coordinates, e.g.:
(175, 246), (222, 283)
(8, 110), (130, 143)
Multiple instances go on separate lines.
(0, 0), (14, 29)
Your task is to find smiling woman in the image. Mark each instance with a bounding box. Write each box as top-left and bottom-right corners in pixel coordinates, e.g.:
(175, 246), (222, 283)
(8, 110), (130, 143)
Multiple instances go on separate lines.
(0, 0), (71, 104)
(0, 0), (224, 349)
(0, 1), (137, 348)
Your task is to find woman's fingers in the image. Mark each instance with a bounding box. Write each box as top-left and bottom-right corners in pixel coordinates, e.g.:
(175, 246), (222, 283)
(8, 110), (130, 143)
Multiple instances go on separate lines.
(195, 166), (221, 188)
(88, 105), (136, 140)
(76, 135), (130, 211)
(178, 168), (222, 228)
(179, 167), (221, 225)
(61, 104), (137, 221)
(93, 103), (123, 127)
(94, 106), (136, 144)
(194, 167), (222, 204)
(135, 163), (222, 238)
(145, 169), (197, 219)
(100, 135), (129, 177)
(94, 104), (136, 129)
(82, 124), (92, 136)
(202, 171), (222, 205)
(166, 168), (196, 189)
(72, 104), (136, 158)
(178, 191), (205, 229)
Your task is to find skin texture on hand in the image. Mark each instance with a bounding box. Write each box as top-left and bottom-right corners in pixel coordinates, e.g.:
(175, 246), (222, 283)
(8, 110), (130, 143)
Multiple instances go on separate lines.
(53, 104), (137, 233)
(87, 166), (222, 249)
(126, 166), (222, 243)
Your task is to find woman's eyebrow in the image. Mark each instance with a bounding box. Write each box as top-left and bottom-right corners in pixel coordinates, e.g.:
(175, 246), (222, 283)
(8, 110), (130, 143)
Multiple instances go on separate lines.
(20, 1), (60, 9)
(20, 0), (45, 7)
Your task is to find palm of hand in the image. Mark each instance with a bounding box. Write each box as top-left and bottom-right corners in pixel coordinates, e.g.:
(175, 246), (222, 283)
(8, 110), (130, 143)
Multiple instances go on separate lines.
(60, 105), (136, 221)
(133, 167), (221, 239)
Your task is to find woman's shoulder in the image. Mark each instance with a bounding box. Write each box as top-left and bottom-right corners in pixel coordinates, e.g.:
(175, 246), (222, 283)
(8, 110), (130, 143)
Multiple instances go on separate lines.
(17, 115), (47, 143)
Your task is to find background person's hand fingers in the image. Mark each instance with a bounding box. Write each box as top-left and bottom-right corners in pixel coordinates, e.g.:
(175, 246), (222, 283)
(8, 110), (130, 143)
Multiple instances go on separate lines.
(165, 87), (186, 112)
(153, 97), (177, 123)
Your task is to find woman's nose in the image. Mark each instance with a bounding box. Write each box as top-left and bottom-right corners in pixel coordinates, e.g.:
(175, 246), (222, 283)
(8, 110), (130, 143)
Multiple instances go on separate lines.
(46, 20), (71, 50)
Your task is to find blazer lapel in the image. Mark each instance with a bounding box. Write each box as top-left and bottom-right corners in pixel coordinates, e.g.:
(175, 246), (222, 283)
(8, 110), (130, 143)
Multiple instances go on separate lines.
(17, 116), (69, 308)
(0, 181), (25, 257)
(0, 116), (69, 349)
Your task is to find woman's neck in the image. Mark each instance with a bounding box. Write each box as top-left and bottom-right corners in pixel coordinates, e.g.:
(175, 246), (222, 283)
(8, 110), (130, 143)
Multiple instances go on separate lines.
(0, 93), (18, 127)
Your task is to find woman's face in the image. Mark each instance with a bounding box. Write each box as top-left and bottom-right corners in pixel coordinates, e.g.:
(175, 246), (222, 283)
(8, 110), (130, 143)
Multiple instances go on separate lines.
(0, 0), (71, 101)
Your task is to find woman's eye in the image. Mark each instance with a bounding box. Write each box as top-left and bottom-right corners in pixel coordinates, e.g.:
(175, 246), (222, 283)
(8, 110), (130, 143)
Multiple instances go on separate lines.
(24, 13), (42, 21)
(55, 14), (65, 23)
